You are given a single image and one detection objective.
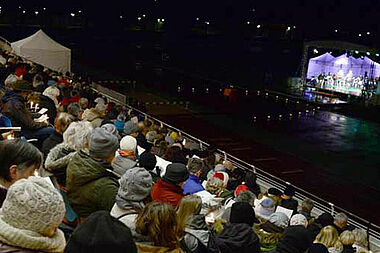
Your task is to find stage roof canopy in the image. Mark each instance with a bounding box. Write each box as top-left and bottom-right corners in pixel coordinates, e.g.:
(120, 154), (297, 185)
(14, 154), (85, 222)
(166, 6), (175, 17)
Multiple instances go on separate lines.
(304, 40), (378, 54)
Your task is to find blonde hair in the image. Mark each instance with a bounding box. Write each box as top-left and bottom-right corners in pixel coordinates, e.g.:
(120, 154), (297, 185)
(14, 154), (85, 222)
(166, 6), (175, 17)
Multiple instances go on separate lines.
(314, 226), (343, 251)
(136, 202), (179, 249)
(176, 195), (202, 237)
(352, 228), (368, 248)
(340, 230), (355, 246)
(55, 112), (74, 133)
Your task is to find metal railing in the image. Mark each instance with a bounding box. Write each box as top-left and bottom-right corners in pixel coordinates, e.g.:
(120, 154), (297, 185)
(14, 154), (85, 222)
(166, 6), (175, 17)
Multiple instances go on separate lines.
(98, 82), (380, 251)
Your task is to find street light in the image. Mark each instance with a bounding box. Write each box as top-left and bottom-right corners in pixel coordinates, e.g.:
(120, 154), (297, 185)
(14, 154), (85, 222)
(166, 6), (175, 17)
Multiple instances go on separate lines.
(35, 11), (39, 15)
(257, 24), (261, 28)
(70, 13), (75, 17)
(367, 31), (370, 35)
(359, 33), (362, 37)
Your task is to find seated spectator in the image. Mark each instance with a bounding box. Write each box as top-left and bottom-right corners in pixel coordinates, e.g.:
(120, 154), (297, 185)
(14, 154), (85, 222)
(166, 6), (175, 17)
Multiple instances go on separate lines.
(177, 195), (209, 252)
(206, 164), (226, 180)
(66, 127), (119, 220)
(352, 229), (369, 252)
(254, 212), (289, 252)
(79, 97), (88, 110)
(45, 121), (93, 186)
(65, 211), (137, 253)
(138, 151), (159, 183)
(2, 81), (54, 143)
(151, 163), (189, 208)
(255, 198), (276, 221)
(209, 202), (260, 253)
(339, 231), (356, 253)
(314, 226), (343, 253)
(82, 106), (105, 129)
(182, 157), (205, 194)
(145, 130), (157, 151)
(334, 213), (353, 235)
(299, 198), (314, 221)
(0, 177), (66, 252)
(275, 214), (313, 253)
(206, 172), (233, 204)
(124, 120), (139, 137)
(306, 243), (329, 253)
(308, 212), (335, 239)
(244, 171), (261, 197)
(280, 185), (298, 214)
(42, 112), (74, 157)
(110, 168), (152, 242)
(222, 188), (256, 222)
(112, 136), (137, 176)
(266, 187), (283, 205)
(0, 140), (42, 206)
(42, 85), (60, 108)
(165, 146), (187, 165)
(135, 202), (183, 252)
(67, 103), (82, 121)
(115, 111), (127, 133)
(32, 90), (58, 125)
(199, 150), (216, 181)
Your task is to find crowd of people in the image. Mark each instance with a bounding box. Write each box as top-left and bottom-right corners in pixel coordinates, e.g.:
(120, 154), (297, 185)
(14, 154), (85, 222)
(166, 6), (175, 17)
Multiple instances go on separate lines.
(0, 50), (374, 253)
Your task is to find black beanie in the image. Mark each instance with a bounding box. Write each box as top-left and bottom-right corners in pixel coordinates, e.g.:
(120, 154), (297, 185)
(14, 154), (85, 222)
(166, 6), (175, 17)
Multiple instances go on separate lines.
(284, 185), (295, 196)
(162, 163), (189, 184)
(139, 151), (157, 171)
(268, 187), (282, 196)
(316, 213), (334, 227)
(65, 211), (137, 253)
(230, 202), (256, 227)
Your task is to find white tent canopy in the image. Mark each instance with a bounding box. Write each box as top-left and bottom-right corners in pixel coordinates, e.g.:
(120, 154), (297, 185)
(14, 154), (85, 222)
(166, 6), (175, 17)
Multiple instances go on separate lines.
(11, 30), (71, 73)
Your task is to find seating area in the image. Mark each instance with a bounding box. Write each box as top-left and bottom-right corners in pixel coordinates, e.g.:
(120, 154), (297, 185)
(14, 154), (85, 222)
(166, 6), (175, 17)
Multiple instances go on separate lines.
(0, 50), (377, 253)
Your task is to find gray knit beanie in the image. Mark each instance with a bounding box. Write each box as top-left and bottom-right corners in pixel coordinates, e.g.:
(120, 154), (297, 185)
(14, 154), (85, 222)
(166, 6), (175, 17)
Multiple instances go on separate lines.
(116, 168), (153, 210)
(124, 121), (138, 135)
(2, 176), (65, 235)
(101, 123), (121, 140)
(268, 212), (289, 229)
(89, 128), (119, 159)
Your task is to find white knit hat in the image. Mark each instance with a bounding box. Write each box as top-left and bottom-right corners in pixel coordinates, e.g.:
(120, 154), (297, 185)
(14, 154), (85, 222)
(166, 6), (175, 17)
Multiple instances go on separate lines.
(2, 176), (65, 235)
(120, 136), (137, 151)
(290, 214), (308, 227)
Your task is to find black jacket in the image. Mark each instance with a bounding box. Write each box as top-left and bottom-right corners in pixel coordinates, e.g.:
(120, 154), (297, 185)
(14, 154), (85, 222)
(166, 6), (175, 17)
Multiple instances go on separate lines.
(209, 223), (260, 253)
(275, 225), (313, 253)
(280, 198), (298, 214)
(38, 94), (57, 125)
(41, 131), (63, 158)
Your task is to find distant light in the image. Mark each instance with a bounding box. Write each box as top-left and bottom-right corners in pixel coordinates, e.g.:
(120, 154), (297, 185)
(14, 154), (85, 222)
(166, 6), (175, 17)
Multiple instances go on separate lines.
(43, 7), (46, 11)
(70, 13), (75, 17)
(157, 18), (161, 22)
(286, 26), (291, 31)
(355, 50), (359, 54)
(22, 10), (26, 14)
(366, 52), (370, 56)
(252, 8), (256, 12)
(256, 24), (261, 28)
(334, 29), (338, 33)
(35, 11), (39, 15)
(196, 17), (199, 21)
(19, 6), (22, 9)
(120, 16), (123, 19)
(293, 26), (296, 29)
(205, 21), (210, 25)
(161, 18), (165, 22)
(329, 51), (332, 54)
(367, 31), (370, 35)
(376, 53), (380, 57)
(78, 10), (82, 13)
(313, 49), (319, 54)
(137, 17), (141, 20)
(142, 14), (146, 17)
(359, 33), (362, 37)
(247, 21), (250, 25)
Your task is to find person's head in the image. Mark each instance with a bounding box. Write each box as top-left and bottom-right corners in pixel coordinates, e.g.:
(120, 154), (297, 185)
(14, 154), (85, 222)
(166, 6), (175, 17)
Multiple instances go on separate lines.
(119, 136), (137, 153)
(223, 160), (235, 173)
(213, 172), (229, 188)
(206, 176), (225, 196)
(339, 230), (355, 246)
(268, 212), (289, 229)
(136, 202), (179, 249)
(65, 211), (137, 253)
(301, 198), (314, 214)
(146, 131), (157, 144)
(164, 146), (184, 162)
(89, 128), (119, 163)
(101, 123), (121, 140)
(290, 214), (308, 228)
(334, 212), (348, 229)
(177, 195), (202, 235)
(124, 120), (139, 137)
(67, 103), (82, 120)
(0, 141), (42, 188)
(315, 225), (343, 251)
(282, 185), (295, 199)
(79, 97), (88, 110)
(352, 228), (368, 249)
(63, 121), (93, 152)
(54, 112), (74, 134)
(2, 176), (65, 237)
(12, 80), (33, 98)
(162, 163), (189, 186)
(116, 168), (153, 211)
(267, 187), (282, 201)
(230, 202), (257, 227)
(187, 157), (204, 177)
(234, 184), (249, 198)
(139, 151), (157, 171)
(255, 198), (276, 220)
(235, 189), (256, 206)
(42, 86), (60, 104)
(244, 171), (259, 190)
(316, 212), (334, 227)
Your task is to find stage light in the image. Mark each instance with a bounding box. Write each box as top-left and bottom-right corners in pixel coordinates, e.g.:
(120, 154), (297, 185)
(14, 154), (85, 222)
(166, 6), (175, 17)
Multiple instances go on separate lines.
(359, 33), (362, 37)
(78, 10), (82, 13)
(161, 18), (165, 22)
(43, 7), (46, 11)
(367, 32), (370, 35)
(257, 24), (261, 28)
(22, 10), (26, 14)
(120, 16), (123, 19)
(334, 29), (338, 33)
(366, 52), (370, 56)
(157, 18), (161, 22)
(355, 50), (359, 54)
(142, 14), (146, 17)
(138, 17), (141, 20)
(70, 13), (75, 17)
(376, 53), (380, 57)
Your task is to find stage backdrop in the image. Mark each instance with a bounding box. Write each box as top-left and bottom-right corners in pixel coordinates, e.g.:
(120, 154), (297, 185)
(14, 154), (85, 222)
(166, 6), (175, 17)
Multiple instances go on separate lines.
(307, 53), (380, 79)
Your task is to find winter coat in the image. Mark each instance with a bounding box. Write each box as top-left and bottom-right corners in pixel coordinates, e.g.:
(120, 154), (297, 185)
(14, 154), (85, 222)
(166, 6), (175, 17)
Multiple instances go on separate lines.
(82, 108), (104, 129)
(44, 143), (76, 186)
(183, 215), (209, 253)
(66, 151), (119, 218)
(208, 223), (260, 253)
(182, 174), (204, 194)
(111, 155), (137, 176)
(342, 245), (355, 253)
(1, 91), (46, 130)
(279, 198), (298, 214)
(41, 131), (63, 158)
(38, 95), (57, 125)
(151, 179), (185, 208)
(253, 222), (284, 252)
(0, 243), (41, 252)
(275, 225), (313, 253)
(136, 243), (184, 253)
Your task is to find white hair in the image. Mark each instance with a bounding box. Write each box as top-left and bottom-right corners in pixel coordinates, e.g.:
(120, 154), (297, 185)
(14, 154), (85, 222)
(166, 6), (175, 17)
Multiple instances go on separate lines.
(335, 212), (348, 223)
(43, 86), (60, 107)
(63, 121), (93, 151)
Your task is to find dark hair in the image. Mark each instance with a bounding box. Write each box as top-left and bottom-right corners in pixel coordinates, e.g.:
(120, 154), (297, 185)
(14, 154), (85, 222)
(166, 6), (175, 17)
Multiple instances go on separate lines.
(245, 171), (261, 196)
(0, 140), (43, 181)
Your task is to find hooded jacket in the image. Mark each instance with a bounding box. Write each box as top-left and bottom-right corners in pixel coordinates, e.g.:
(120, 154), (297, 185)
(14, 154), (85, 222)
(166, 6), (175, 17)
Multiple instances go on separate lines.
(66, 151), (119, 218)
(151, 179), (185, 208)
(1, 91), (46, 130)
(111, 155), (137, 176)
(209, 223), (260, 253)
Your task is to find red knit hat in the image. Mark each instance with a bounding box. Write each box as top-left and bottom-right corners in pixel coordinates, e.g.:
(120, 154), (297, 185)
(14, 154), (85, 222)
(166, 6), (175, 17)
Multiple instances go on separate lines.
(234, 184), (249, 197)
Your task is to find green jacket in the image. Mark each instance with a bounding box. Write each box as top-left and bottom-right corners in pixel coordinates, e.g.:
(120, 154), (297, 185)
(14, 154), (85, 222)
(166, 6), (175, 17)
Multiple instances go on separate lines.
(66, 151), (119, 218)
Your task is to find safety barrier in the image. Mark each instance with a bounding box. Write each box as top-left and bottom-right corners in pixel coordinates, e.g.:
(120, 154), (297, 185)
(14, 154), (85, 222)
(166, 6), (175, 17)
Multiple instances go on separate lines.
(90, 82), (380, 251)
